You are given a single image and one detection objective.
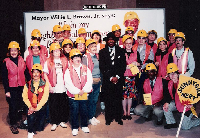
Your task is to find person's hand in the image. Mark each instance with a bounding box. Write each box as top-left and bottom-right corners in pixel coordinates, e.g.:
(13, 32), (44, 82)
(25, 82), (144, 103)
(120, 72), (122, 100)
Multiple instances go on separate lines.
(28, 106), (36, 115)
(111, 77), (118, 84)
(186, 104), (193, 108)
(126, 65), (131, 69)
(79, 90), (84, 96)
(163, 103), (169, 112)
(155, 62), (159, 66)
(5, 92), (11, 98)
(49, 86), (54, 93)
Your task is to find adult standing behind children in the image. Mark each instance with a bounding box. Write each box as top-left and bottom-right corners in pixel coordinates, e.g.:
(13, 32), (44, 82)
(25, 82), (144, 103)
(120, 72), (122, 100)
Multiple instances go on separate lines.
(2, 41), (31, 134)
(99, 32), (126, 125)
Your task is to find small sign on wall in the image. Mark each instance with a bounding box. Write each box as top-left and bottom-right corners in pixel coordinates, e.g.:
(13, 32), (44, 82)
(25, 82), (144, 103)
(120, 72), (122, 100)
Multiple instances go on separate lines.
(83, 4), (107, 10)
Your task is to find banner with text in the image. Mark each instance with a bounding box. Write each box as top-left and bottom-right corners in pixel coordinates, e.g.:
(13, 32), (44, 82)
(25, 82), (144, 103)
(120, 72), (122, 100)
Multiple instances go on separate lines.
(24, 8), (165, 49)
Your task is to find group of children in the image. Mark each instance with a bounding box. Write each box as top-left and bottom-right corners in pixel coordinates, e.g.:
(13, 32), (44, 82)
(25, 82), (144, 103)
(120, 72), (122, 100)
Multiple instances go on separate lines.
(2, 22), (200, 138)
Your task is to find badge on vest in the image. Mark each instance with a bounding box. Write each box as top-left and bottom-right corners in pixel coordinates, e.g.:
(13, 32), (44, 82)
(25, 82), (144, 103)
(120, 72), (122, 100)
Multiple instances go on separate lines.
(38, 88), (43, 93)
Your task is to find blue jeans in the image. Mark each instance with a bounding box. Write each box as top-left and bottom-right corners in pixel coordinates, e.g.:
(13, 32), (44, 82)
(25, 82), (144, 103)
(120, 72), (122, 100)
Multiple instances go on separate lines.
(87, 82), (100, 119)
(68, 98), (88, 129)
(27, 105), (47, 132)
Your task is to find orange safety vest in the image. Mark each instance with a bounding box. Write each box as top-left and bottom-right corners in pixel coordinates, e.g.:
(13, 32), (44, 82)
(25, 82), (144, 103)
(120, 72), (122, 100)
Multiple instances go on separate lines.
(143, 77), (163, 105)
(168, 80), (190, 112)
(172, 48), (189, 74)
(4, 56), (26, 87)
(67, 65), (88, 98)
(47, 56), (68, 87)
(132, 43), (151, 65)
(27, 79), (45, 108)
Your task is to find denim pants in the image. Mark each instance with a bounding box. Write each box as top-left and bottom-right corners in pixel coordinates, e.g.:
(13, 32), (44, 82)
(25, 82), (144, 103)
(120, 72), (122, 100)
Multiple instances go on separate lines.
(87, 82), (100, 119)
(27, 105), (47, 133)
(68, 98), (88, 129)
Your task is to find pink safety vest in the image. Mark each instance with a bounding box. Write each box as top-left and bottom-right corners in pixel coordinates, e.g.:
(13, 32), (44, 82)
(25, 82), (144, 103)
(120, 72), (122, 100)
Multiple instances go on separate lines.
(124, 52), (137, 76)
(172, 48), (189, 74)
(67, 65), (88, 98)
(85, 53), (99, 72)
(155, 53), (169, 78)
(143, 77), (163, 105)
(4, 56), (26, 87)
(26, 54), (47, 76)
(167, 42), (176, 54)
(28, 45), (48, 57)
(152, 43), (158, 57)
(168, 80), (190, 112)
(47, 56), (68, 87)
(132, 43), (151, 65)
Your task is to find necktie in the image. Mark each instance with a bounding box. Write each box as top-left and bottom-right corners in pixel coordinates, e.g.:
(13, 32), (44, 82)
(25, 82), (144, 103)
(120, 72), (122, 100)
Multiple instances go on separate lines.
(110, 48), (115, 65)
(150, 80), (154, 90)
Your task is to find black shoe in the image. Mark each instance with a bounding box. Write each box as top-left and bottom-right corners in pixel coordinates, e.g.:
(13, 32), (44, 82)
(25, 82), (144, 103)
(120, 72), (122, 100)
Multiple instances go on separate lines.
(145, 116), (152, 121)
(126, 115), (132, 120)
(17, 122), (28, 129)
(164, 123), (178, 129)
(10, 125), (19, 134)
(116, 120), (123, 125)
(156, 120), (163, 125)
(106, 121), (111, 125)
(122, 115), (126, 120)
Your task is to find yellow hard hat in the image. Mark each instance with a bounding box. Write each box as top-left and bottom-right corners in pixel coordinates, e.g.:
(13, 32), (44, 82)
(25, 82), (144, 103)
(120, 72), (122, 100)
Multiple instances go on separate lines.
(62, 39), (73, 47)
(122, 35), (132, 43)
(175, 32), (186, 41)
(168, 29), (177, 34)
(86, 39), (96, 47)
(112, 24), (121, 32)
(69, 48), (82, 58)
(75, 37), (85, 44)
(50, 43), (61, 52)
(78, 28), (86, 35)
(146, 63), (157, 71)
(157, 37), (167, 45)
(167, 63), (179, 74)
(30, 40), (40, 47)
(31, 29), (41, 37)
(148, 30), (157, 35)
(63, 24), (71, 31)
(137, 30), (148, 37)
(123, 11), (140, 25)
(92, 30), (100, 35)
(53, 25), (63, 33)
(125, 26), (134, 32)
(31, 64), (43, 73)
(8, 41), (20, 50)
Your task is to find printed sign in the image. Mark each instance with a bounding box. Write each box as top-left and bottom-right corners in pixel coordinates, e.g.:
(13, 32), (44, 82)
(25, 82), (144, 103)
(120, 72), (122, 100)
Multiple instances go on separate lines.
(177, 75), (200, 105)
(24, 8), (165, 50)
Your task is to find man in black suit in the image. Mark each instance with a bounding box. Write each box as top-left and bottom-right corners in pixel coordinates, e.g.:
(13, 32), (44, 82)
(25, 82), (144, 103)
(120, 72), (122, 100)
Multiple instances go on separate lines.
(99, 32), (126, 125)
